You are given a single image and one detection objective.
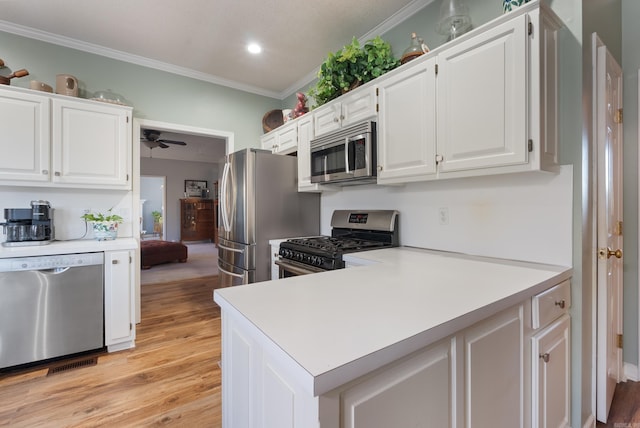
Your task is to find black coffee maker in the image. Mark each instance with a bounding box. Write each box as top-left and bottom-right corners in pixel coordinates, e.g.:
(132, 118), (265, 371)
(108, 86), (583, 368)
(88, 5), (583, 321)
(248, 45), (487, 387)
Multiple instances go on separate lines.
(1, 200), (54, 247)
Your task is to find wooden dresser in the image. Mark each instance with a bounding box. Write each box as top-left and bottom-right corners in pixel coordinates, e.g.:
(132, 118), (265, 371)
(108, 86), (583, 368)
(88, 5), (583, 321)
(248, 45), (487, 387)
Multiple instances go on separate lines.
(180, 198), (216, 242)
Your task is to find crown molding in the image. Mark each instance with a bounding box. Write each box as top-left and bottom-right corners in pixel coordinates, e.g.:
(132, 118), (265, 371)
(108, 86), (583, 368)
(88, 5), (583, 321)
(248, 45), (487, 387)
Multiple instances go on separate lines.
(0, 20), (281, 99)
(1, 0), (435, 101)
(279, 0), (436, 99)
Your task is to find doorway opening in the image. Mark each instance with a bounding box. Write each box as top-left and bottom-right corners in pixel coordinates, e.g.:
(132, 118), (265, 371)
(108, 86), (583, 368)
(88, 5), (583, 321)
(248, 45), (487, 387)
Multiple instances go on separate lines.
(133, 118), (233, 323)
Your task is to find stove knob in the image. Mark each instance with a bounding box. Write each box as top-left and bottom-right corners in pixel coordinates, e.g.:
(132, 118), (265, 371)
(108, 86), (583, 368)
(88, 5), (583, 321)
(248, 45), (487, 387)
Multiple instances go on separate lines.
(295, 253), (304, 261)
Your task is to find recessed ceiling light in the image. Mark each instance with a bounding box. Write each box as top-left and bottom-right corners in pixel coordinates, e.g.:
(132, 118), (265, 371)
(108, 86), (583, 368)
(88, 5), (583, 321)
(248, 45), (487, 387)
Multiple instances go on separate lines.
(247, 43), (262, 54)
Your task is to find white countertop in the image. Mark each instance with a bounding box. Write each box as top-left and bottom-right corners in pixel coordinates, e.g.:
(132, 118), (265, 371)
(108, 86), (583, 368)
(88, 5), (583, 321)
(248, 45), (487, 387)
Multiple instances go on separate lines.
(213, 247), (572, 396)
(0, 238), (138, 258)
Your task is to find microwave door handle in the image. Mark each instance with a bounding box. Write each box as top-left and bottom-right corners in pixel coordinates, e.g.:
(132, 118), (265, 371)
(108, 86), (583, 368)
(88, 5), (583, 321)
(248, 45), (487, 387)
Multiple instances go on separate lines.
(344, 137), (351, 174)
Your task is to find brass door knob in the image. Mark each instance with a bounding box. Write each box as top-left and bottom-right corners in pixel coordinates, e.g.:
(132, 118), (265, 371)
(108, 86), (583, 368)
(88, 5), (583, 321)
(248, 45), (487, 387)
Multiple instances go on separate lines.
(599, 247), (623, 259)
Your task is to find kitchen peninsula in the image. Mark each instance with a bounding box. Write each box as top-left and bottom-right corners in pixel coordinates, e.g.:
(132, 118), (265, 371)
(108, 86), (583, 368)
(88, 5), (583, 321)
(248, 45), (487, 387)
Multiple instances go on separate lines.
(214, 247), (572, 428)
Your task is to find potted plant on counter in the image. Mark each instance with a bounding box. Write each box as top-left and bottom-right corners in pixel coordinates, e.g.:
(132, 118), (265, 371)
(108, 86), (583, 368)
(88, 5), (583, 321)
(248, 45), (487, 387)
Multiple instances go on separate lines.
(81, 209), (124, 241)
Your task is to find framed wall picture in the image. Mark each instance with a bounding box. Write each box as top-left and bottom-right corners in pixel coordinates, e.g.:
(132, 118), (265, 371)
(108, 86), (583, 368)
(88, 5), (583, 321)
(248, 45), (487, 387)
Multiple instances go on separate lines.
(185, 180), (208, 197)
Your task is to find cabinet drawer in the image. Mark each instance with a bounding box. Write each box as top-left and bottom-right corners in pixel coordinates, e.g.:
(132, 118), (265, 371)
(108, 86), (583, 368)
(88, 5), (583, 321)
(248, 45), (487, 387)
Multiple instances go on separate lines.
(532, 280), (570, 329)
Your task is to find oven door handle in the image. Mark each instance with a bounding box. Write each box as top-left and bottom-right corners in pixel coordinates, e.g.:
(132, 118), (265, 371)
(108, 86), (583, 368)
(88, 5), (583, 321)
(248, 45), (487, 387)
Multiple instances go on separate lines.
(275, 259), (325, 276)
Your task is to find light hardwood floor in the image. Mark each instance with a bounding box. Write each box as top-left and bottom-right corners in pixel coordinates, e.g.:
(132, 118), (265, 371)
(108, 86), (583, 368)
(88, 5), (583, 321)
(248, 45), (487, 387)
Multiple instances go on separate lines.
(0, 275), (222, 427)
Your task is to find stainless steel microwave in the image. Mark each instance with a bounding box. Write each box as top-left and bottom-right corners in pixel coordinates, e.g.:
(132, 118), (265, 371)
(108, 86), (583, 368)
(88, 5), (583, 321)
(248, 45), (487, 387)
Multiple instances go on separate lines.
(310, 121), (376, 185)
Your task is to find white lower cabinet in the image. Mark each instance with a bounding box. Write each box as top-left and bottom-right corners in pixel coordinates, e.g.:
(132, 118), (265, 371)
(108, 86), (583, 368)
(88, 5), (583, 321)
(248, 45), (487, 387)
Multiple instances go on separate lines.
(220, 285), (570, 428)
(104, 250), (136, 351)
(530, 280), (571, 428)
(463, 305), (524, 428)
(340, 338), (454, 428)
(531, 315), (570, 428)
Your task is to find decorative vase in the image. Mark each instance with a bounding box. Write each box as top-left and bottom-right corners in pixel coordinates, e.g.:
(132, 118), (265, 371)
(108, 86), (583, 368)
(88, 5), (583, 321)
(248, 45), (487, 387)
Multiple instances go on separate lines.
(92, 221), (119, 241)
(503, 0), (530, 13)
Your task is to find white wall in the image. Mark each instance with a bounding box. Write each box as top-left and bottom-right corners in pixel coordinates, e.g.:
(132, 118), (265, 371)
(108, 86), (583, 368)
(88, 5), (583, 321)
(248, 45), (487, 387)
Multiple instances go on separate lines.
(321, 166), (573, 267)
(0, 187), (133, 242)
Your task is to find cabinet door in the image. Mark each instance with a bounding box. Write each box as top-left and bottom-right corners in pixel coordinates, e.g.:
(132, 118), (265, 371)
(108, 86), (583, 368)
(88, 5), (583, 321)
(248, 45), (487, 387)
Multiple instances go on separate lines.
(297, 115), (315, 190)
(52, 99), (131, 188)
(0, 89), (50, 183)
(313, 103), (342, 136)
(275, 122), (298, 154)
(377, 58), (437, 184)
(341, 338), (454, 428)
(261, 132), (277, 152)
(104, 250), (135, 348)
(532, 314), (570, 428)
(464, 305), (524, 428)
(437, 13), (528, 173)
(341, 86), (377, 127)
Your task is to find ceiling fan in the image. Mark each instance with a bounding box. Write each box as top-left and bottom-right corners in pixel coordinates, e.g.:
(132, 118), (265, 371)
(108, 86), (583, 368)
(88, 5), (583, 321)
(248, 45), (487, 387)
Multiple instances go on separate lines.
(141, 129), (187, 149)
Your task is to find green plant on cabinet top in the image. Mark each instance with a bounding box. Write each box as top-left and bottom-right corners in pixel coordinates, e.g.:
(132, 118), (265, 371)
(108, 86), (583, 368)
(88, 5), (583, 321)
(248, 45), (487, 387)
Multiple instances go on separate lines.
(309, 36), (400, 107)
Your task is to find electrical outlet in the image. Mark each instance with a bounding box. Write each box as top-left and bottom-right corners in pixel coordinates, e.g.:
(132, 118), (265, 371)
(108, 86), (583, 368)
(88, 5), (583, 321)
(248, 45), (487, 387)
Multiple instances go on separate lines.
(438, 207), (449, 225)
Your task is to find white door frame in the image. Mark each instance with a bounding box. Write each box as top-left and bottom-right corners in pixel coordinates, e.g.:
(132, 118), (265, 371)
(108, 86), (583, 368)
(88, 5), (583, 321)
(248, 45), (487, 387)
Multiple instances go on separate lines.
(132, 118), (234, 323)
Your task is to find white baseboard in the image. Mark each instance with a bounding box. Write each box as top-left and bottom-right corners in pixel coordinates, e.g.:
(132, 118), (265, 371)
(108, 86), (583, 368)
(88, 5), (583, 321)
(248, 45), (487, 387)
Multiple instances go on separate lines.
(624, 362), (639, 382)
(583, 414), (596, 428)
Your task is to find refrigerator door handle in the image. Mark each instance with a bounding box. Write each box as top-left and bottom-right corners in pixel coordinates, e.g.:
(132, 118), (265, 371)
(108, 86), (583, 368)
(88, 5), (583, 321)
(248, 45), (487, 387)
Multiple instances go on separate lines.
(218, 261), (246, 279)
(218, 242), (244, 254)
(220, 161), (232, 232)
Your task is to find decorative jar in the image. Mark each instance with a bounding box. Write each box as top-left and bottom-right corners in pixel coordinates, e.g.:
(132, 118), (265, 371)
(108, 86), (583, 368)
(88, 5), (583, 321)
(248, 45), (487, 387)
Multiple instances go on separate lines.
(92, 221), (119, 241)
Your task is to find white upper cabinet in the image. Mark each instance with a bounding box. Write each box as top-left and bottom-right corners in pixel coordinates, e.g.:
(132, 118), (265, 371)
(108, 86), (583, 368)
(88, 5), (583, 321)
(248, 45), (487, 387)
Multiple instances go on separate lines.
(437, 13), (528, 173)
(0, 85), (132, 189)
(373, 3), (561, 185)
(313, 86), (377, 137)
(377, 57), (437, 184)
(297, 114), (322, 192)
(52, 98), (131, 188)
(0, 89), (51, 182)
(260, 119), (298, 155)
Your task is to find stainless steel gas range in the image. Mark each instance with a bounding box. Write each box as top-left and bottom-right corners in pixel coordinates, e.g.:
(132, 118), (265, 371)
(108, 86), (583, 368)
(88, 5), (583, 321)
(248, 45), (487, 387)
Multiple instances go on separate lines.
(276, 210), (399, 277)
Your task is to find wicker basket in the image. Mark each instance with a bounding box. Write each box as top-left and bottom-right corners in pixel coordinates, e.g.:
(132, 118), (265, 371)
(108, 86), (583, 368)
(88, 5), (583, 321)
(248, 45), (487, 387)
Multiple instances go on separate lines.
(262, 109), (284, 133)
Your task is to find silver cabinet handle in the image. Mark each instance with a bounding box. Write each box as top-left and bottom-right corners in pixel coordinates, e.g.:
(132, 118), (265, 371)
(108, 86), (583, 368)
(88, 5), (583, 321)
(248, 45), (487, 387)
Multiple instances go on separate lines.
(42, 169), (49, 175)
(54, 171), (61, 176)
(112, 260), (119, 264)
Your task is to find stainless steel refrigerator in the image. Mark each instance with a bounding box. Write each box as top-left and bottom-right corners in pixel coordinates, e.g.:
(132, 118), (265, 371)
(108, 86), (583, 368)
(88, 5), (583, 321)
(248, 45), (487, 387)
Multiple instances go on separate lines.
(218, 148), (320, 286)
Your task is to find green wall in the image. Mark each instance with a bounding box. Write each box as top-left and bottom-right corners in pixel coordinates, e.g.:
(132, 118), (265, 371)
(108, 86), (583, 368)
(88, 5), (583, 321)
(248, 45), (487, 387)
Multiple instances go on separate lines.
(622, 0), (639, 370)
(0, 31), (281, 150)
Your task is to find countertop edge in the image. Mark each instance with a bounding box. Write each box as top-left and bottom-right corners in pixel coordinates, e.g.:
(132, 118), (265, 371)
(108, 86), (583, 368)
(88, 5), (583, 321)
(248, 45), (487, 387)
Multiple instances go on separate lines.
(0, 237), (138, 258)
(312, 269), (572, 396)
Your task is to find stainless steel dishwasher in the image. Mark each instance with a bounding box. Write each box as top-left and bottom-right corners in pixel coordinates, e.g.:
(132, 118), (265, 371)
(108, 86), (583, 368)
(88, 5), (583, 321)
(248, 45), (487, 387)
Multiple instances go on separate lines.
(0, 252), (104, 369)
